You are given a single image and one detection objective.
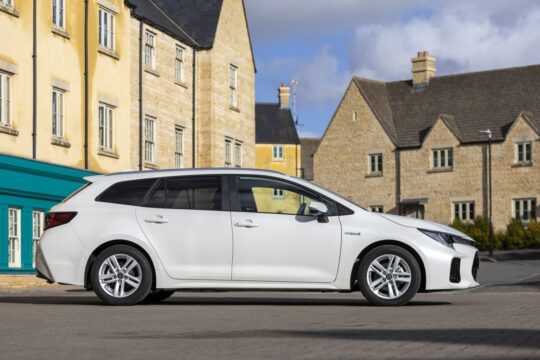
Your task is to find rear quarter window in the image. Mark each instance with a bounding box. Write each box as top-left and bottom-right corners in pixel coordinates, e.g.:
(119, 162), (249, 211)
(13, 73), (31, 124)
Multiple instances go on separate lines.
(96, 179), (156, 206)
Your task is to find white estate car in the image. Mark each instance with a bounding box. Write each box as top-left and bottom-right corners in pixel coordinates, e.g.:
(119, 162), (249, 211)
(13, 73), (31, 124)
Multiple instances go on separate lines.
(36, 169), (479, 306)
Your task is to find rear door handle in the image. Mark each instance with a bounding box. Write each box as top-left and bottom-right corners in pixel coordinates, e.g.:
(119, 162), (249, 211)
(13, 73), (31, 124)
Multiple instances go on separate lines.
(234, 219), (259, 228)
(144, 215), (170, 224)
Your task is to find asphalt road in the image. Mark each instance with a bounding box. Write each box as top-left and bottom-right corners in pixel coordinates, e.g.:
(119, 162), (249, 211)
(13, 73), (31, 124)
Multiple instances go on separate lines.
(1, 253), (539, 360)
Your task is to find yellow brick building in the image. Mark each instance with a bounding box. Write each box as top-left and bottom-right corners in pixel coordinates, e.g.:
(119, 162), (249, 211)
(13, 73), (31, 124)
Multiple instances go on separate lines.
(255, 85), (301, 177)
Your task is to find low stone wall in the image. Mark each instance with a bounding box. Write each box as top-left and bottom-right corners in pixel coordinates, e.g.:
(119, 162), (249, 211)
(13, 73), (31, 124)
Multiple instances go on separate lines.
(0, 276), (60, 290)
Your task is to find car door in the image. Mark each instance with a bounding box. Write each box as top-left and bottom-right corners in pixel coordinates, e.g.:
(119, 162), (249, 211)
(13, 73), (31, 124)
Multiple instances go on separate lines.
(136, 175), (233, 280)
(230, 175), (342, 283)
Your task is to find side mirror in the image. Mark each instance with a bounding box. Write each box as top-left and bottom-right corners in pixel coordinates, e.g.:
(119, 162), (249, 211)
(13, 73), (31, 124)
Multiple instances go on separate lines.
(309, 201), (329, 223)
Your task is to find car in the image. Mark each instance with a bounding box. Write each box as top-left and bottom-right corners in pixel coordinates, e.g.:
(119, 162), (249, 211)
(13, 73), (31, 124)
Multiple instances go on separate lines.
(35, 168), (480, 306)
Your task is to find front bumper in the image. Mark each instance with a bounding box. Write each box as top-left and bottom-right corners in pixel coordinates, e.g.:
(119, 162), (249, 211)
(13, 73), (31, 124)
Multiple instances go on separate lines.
(423, 243), (480, 291)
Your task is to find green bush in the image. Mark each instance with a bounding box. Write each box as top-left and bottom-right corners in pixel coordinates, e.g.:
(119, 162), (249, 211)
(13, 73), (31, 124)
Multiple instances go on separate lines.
(450, 217), (540, 250)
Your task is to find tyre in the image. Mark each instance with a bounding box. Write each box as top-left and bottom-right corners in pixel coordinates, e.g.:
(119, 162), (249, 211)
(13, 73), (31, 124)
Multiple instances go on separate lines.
(143, 290), (175, 303)
(358, 245), (421, 306)
(90, 245), (153, 306)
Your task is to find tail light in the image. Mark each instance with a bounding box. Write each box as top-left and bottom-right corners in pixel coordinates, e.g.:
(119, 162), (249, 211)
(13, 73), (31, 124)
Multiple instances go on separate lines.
(44, 212), (77, 231)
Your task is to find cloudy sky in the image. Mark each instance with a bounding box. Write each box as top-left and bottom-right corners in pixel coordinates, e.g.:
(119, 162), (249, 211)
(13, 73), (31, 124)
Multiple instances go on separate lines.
(244, 0), (540, 138)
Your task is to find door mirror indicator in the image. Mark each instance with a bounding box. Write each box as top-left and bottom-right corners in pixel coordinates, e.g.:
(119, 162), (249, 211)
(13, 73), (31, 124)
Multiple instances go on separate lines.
(309, 201), (329, 223)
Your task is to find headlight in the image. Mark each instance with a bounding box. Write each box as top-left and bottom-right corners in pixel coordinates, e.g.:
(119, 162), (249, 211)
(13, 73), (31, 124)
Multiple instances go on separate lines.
(418, 229), (455, 249)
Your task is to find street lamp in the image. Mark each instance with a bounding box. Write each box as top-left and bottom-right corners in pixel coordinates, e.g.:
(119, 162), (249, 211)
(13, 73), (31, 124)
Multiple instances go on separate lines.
(479, 129), (494, 259)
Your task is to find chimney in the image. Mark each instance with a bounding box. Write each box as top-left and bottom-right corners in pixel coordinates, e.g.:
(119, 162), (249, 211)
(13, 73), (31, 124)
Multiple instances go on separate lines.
(411, 51), (436, 89)
(278, 83), (290, 109)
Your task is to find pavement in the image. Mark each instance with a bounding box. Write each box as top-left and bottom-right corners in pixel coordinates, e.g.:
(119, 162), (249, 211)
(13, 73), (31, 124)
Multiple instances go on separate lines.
(0, 250), (538, 360)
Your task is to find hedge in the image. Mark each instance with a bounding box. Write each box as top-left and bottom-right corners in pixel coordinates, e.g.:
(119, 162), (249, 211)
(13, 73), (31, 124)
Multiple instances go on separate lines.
(451, 217), (540, 250)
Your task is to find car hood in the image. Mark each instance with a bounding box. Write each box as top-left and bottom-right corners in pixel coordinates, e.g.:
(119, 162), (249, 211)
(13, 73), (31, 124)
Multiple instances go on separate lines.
(378, 214), (472, 239)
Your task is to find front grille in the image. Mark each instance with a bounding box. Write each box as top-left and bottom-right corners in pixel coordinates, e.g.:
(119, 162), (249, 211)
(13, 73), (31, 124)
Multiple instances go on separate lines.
(472, 252), (480, 281)
(450, 258), (461, 283)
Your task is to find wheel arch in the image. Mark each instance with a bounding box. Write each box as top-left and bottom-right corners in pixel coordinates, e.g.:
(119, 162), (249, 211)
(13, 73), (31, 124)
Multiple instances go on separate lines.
(349, 240), (427, 292)
(84, 240), (157, 290)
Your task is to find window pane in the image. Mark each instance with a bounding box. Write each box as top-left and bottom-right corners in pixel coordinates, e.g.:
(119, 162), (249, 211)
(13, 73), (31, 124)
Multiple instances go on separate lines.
(96, 179), (156, 206)
(166, 176), (222, 211)
(237, 176), (336, 216)
(145, 180), (166, 208)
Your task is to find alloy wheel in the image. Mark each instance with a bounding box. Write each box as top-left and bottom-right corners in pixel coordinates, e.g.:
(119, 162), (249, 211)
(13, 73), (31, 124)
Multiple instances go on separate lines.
(98, 254), (142, 298)
(366, 254), (412, 300)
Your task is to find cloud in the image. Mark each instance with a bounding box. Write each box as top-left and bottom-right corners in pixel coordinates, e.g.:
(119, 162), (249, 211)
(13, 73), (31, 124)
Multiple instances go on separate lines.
(350, 4), (540, 81)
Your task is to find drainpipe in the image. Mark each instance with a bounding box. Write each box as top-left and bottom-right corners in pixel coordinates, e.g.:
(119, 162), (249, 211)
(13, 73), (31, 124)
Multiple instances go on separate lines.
(192, 48), (197, 168)
(84, 0), (89, 169)
(138, 20), (143, 170)
(395, 150), (401, 215)
(32, 0), (37, 159)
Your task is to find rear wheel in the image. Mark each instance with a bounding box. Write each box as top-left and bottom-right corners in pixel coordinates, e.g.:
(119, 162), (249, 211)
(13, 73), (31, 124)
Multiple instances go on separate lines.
(90, 245), (153, 306)
(358, 245), (421, 306)
(143, 290), (175, 303)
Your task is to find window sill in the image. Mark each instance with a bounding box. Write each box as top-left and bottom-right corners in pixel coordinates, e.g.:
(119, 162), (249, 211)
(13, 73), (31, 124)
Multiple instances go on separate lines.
(144, 162), (159, 169)
(175, 80), (188, 89)
(144, 67), (160, 77)
(427, 168), (453, 174)
(272, 158), (284, 162)
(0, 4), (19, 17)
(512, 162), (533, 168)
(0, 125), (18, 136)
(365, 172), (383, 178)
(52, 26), (70, 39)
(229, 106), (240, 113)
(51, 137), (71, 148)
(98, 46), (120, 60)
(98, 149), (119, 159)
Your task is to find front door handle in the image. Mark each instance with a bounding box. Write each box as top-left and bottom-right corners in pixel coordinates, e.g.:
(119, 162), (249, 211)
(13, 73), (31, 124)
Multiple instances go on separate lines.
(234, 219), (259, 228)
(145, 215), (170, 224)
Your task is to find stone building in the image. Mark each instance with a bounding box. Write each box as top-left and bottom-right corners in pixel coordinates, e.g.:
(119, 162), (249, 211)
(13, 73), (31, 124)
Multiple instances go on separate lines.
(255, 85), (301, 177)
(0, 0), (255, 273)
(300, 138), (320, 181)
(315, 52), (540, 230)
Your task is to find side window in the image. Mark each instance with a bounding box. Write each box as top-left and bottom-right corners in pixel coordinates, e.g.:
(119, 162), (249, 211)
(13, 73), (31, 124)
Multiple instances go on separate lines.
(145, 176), (222, 211)
(96, 179), (156, 206)
(236, 176), (336, 216)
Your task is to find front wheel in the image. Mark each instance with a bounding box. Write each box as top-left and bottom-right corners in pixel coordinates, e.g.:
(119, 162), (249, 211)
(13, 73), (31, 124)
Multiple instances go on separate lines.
(90, 245), (153, 306)
(358, 245), (421, 306)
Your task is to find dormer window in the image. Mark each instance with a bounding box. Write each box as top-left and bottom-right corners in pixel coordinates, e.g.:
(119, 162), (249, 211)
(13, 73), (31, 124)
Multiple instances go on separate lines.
(515, 142), (532, 165)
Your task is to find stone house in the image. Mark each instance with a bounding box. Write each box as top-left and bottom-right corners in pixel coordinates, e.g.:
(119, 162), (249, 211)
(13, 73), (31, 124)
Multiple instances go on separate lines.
(315, 52), (540, 230)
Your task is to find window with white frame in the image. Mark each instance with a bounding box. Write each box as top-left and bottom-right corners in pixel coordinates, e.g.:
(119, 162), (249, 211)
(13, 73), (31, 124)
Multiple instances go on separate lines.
(98, 7), (115, 51)
(514, 198), (537, 223)
(454, 201), (475, 222)
(32, 211), (44, 268)
(0, 0), (13, 7)
(225, 139), (232, 167)
(235, 142), (242, 168)
(369, 206), (384, 213)
(52, 0), (65, 29)
(52, 88), (65, 138)
(515, 142), (532, 164)
(272, 188), (284, 199)
(0, 72), (12, 127)
(175, 46), (185, 83)
(144, 31), (156, 69)
(98, 103), (114, 152)
(432, 148), (453, 169)
(272, 145), (284, 160)
(369, 153), (383, 175)
(8, 208), (21, 268)
(229, 64), (238, 108)
(144, 116), (156, 164)
(175, 126), (184, 168)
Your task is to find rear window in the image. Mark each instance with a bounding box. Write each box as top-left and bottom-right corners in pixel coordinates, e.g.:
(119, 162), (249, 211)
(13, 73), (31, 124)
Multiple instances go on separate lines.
(145, 176), (222, 211)
(96, 179), (156, 206)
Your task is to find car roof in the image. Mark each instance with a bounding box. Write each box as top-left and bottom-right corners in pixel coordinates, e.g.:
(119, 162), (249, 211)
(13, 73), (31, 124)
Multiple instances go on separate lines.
(84, 168), (288, 183)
